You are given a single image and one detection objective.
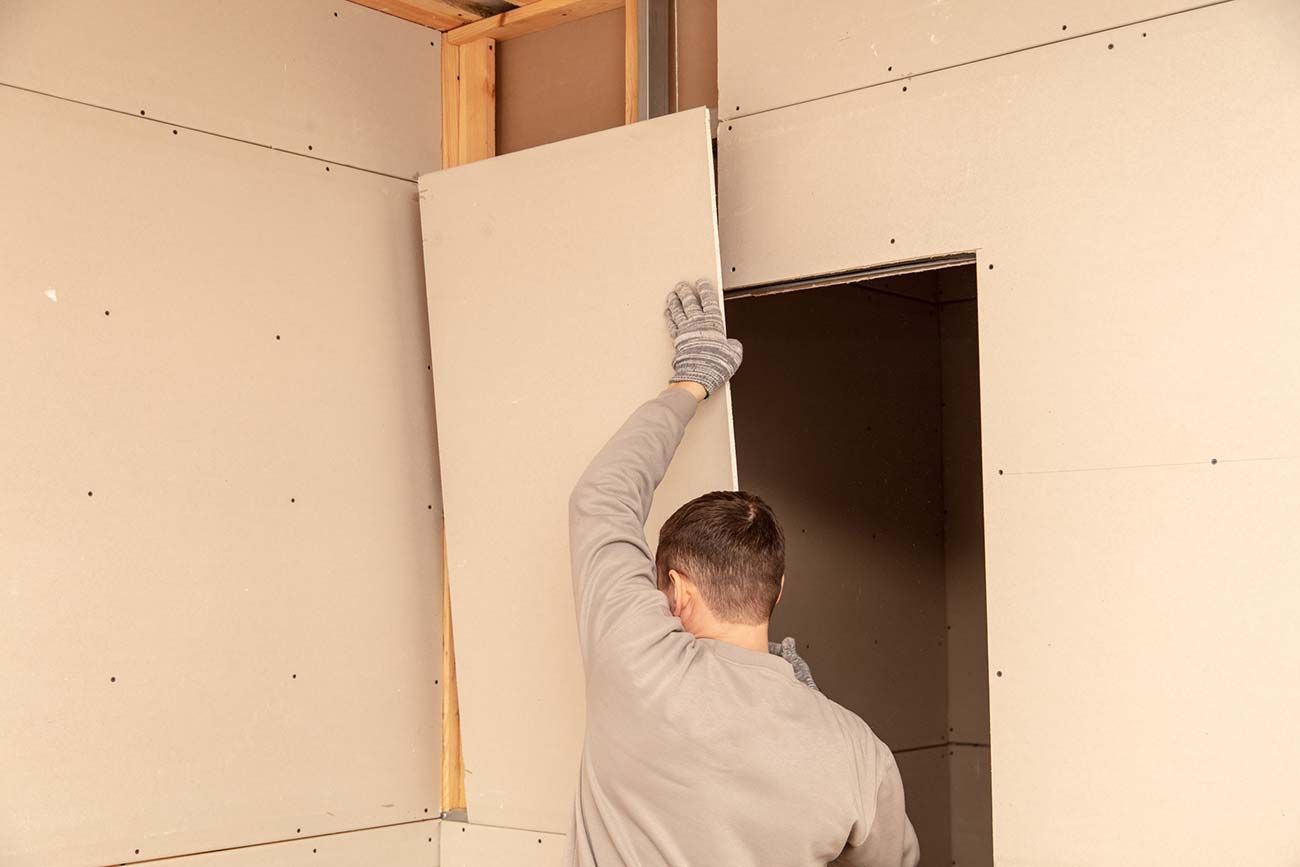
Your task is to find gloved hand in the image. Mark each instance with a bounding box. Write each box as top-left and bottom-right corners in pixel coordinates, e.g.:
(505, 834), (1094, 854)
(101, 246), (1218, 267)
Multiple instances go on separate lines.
(769, 636), (820, 692)
(664, 280), (743, 396)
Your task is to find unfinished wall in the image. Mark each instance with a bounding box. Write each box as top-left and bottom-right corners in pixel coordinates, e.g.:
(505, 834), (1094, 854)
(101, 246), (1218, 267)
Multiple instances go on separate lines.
(0, 3), (443, 865)
(718, 0), (1300, 862)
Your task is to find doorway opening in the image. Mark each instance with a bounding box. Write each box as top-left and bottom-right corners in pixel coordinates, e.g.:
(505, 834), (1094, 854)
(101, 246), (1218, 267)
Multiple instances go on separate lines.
(727, 261), (993, 867)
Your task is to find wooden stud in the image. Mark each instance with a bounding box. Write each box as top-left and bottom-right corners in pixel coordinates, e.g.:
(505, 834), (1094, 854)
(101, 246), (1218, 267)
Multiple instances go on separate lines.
(624, 0), (638, 124)
(441, 523), (467, 812)
(457, 38), (497, 164)
(445, 0), (622, 46)
(441, 42), (462, 169)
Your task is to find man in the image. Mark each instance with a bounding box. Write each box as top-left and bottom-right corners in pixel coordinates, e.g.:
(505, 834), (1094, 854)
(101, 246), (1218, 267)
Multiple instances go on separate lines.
(565, 280), (920, 867)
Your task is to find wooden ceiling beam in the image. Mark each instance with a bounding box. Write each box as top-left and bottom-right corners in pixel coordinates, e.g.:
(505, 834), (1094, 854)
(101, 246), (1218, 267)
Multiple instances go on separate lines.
(347, 0), (518, 31)
(445, 0), (622, 45)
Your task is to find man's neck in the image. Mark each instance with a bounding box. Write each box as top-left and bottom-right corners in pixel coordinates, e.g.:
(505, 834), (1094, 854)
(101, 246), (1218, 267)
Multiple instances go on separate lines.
(700, 621), (770, 653)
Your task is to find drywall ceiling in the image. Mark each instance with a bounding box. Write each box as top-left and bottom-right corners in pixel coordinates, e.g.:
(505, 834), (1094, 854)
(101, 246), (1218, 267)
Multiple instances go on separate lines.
(418, 107), (735, 835)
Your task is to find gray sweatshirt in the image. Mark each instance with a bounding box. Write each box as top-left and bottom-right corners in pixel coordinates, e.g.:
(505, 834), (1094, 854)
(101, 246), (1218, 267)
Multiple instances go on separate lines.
(565, 387), (920, 867)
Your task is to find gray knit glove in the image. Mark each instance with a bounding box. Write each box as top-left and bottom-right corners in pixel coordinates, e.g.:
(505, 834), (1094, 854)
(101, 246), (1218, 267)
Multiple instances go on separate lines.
(664, 280), (743, 396)
(770, 637), (820, 692)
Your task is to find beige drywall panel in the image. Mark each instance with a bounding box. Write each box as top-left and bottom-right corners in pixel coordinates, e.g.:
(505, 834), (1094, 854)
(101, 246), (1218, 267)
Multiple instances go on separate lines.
(717, 0), (1213, 119)
(497, 9), (625, 154)
(418, 107), (734, 834)
(948, 746), (993, 867)
(0, 0), (439, 178)
(728, 283), (948, 751)
(135, 820), (440, 866)
(441, 821), (566, 866)
(0, 84), (441, 866)
(719, 2), (1300, 860)
(719, 0), (1300, 472)
(940, 299), (989, 744)
(893, 747), (952, 867)
(676, 0), (719, 113)
(987, 461), (1300, 862)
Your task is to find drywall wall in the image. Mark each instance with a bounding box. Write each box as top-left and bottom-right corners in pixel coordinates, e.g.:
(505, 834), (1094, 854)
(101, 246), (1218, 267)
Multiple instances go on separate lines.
(718, 0), (1300, 862)
(676, 0), (720, 113)
(0, 4), (442, 866)
(940, 295), (990, 739)
(496, 0), (717, 154)
(718, 0), (1214, 120)
(497, 9), (626, 154)
(728, 284), (948, 751)
(939, 293), (993, 866)
(440, 821), (566, 865)
(0, 0), (439, 178)
(418, 108), (734, 836)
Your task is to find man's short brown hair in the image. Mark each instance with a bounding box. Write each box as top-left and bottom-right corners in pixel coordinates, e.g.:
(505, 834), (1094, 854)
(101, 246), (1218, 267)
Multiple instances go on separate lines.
(655, 490), (785, 625)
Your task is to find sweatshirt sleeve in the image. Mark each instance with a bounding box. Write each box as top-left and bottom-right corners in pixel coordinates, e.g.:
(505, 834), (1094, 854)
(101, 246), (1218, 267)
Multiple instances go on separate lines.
(833, 739), (921, 867)
(568, 387), (700, 663)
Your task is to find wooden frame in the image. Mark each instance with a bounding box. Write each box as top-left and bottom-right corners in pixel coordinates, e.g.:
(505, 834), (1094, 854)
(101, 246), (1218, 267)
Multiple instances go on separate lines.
(441, 0), (639, 169)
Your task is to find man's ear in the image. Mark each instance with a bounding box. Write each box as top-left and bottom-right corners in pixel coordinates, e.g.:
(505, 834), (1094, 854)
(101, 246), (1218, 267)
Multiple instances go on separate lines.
(775, 574), (786, 608)
(667, 568), (685, 617)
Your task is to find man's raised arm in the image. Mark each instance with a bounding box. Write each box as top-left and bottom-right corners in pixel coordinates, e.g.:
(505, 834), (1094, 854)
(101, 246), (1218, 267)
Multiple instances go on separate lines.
(567, 280), (742, 661)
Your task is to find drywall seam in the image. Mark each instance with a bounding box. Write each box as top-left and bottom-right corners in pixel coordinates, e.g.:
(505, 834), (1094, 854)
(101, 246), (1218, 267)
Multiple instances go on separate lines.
(0, 0), (440, 177)
(115, 819), (442, 865)
(0, 80), (415, 183)
(719, 0), (1232, 121)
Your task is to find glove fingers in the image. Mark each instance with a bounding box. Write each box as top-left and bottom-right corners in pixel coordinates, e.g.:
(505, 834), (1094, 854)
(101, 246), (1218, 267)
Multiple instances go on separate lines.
(680, 283), (705, 318)
(665, 285), (690, 334)
(695, 279), (721, 317)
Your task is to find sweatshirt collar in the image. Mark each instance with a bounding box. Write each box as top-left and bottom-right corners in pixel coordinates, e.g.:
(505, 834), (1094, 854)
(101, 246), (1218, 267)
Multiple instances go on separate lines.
(699, 637), (795, 677)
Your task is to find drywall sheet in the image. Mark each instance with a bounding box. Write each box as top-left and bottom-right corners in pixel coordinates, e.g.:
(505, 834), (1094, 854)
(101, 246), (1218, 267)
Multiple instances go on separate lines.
(718, 1), (1300, 861)
(0, 0), (439, 178)
(441, 821), (566, 866)
(728, 284), (948, 751)
(948, 746), (993, 867)
(717, 0), (1211, 119)
(893, 747), (951, 867)
(130, 821), (440, 866)
(719, 0), (1300, 472)
(940, 298), (989, 744)
(419, 108), (734, 833)
(497, 9), (625, 154)
(676, 0), (720, 114)
(986, 462), (1300, 862)
(0, 83), (441, 865)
